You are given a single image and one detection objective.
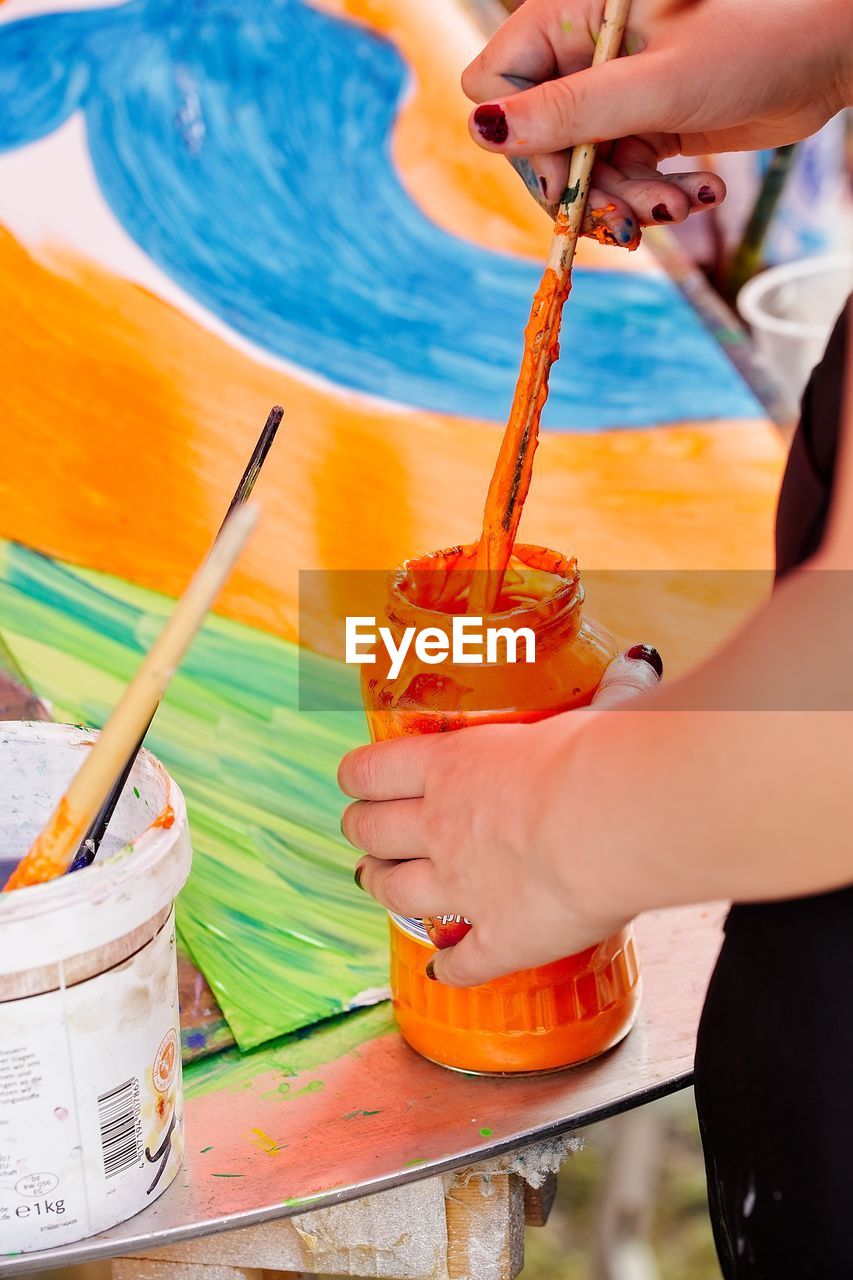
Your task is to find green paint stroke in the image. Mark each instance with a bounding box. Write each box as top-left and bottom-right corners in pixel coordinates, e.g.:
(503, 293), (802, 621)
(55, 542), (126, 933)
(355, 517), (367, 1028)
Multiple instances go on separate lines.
(184, 1004), (394, 1099)
(0, 542), (389, 1050)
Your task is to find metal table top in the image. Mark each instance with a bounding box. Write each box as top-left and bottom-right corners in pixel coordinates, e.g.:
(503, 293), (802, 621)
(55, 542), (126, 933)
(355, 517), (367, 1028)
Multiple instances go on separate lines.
(4, 905), (725, 1274)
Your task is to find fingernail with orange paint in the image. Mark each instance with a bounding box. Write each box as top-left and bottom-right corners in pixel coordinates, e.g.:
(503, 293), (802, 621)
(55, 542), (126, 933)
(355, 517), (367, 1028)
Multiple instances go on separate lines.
(585, 206), (639, 250)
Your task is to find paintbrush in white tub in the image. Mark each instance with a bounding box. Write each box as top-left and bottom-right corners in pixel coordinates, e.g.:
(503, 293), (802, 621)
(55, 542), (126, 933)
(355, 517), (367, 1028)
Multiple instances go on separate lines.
(3, 502), (259, 891)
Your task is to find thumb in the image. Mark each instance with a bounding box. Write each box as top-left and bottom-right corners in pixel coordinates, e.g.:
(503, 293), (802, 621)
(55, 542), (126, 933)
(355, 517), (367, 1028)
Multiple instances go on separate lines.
(469, 51), (678, 155)
(426, 930), (506, 988)
(593, 644), (663, 708)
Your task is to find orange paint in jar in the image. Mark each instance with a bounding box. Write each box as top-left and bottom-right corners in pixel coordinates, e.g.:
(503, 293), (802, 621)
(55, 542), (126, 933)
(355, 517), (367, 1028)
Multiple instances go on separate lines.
(361, 542), (641, 1074)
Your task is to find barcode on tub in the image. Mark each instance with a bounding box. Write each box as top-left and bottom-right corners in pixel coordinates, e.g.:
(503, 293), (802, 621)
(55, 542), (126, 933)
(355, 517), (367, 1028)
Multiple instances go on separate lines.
(97, 1077), (142, 1179)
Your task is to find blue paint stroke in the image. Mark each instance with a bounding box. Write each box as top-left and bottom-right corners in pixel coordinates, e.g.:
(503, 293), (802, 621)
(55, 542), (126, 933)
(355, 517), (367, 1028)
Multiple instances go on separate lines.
(0, 0), (761, 429)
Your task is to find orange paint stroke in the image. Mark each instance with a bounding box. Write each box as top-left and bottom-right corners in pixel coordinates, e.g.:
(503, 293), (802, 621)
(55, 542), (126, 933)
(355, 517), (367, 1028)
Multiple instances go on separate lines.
(150, 802), (175, 830)
(469, 265), (571, 613)
(0, 225), (785, 673)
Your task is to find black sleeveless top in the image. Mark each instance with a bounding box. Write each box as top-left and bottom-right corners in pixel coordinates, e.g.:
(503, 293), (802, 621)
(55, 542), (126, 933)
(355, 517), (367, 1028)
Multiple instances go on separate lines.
(775, 300), (847, 576)
(694, 300), (852, 1279)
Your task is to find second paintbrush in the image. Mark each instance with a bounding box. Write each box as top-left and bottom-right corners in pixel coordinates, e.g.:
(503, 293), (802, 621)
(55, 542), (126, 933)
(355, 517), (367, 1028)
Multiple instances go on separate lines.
(67, 404), (284, 873)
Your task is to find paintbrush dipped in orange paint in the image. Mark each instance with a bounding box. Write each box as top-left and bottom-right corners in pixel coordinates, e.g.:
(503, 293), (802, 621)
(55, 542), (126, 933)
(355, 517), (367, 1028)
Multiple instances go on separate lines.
(3, 503), (260, 892)
(468, 0), (632, 617)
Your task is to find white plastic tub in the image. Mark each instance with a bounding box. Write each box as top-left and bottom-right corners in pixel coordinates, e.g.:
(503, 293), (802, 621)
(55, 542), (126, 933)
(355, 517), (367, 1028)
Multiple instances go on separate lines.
(0, 723), (192, 1253)
(738, 254), (853, 409)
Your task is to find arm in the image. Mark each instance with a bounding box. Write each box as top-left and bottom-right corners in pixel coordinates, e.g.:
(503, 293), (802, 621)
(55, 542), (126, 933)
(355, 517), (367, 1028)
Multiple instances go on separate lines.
(574, 319), (853, 919)
(339, 322), (853, 986)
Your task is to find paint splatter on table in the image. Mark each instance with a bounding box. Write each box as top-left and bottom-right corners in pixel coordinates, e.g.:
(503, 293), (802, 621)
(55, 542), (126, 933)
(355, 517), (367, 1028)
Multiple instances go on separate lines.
(0, 906), (729, 1273)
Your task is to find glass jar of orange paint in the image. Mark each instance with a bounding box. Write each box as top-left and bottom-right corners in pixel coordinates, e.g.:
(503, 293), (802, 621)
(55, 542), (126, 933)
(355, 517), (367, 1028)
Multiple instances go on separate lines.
(361, 543), (641, 1074)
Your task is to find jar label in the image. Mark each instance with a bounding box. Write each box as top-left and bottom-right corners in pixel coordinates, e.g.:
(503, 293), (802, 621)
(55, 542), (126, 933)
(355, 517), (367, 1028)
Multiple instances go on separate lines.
(390, 912), (432, 944)
(390, 912), (473, 949)
(0, 912), (184, 1253)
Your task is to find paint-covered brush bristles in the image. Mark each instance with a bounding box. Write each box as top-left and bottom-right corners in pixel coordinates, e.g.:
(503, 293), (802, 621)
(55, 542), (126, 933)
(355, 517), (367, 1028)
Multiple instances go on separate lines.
(66, 405), (284, 874)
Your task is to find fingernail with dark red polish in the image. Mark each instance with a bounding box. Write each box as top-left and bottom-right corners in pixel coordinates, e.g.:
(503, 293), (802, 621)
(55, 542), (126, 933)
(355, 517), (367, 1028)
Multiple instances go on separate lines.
(354, 863), (365, 890)
(425, 959), (438, 982)
(697, 185), (715, 204)
(627, 643), (664, 679)
(474, 103), (509, 145)
(651, 203), (672, 223)
(538, 174), (548, 199)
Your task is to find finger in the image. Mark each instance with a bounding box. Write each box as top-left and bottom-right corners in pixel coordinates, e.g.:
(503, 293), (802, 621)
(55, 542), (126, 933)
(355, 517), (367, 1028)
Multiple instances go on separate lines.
(355, 855), (443, 918)
(469, 52), (676, 155)
(582, 188), (641, 249)
(605, 139), (726, 219)
(464, 68), (569, 217)
(593, 644), (663, 707)
(338, 735), (440, 801)
(595, 155), (694, 226)
(426, 929), (510, 988)
(341, 797), (427, 858)
(508, 155), (561, 217)
(461, 2), (590, 107)
(661, 170), (726, 210)
(528, 151), (570, 210)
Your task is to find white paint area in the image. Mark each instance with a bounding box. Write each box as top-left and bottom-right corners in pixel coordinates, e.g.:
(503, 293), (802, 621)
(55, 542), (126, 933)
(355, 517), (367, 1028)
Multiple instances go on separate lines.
(0, 0), (128, 26)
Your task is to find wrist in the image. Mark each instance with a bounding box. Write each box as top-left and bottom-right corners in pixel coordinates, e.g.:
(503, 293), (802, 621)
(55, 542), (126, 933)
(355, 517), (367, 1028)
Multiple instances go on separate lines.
(534, 708), (651, 933)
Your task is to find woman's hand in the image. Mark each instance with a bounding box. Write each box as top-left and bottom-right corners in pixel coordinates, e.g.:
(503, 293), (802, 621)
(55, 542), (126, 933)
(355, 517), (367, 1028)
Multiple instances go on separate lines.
(463, 0), (852, 246)
(338, 646), (662, 986)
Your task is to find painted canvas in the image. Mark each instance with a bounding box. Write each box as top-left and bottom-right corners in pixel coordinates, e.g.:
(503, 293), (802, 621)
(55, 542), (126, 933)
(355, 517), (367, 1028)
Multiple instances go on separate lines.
(0, 0), (783, 1048)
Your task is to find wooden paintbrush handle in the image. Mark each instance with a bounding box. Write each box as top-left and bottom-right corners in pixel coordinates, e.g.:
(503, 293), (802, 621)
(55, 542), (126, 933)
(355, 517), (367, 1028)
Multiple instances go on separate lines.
(468, 0), (632, 618)
(549, 0), (632, 277)
(3, 505), (259, 891)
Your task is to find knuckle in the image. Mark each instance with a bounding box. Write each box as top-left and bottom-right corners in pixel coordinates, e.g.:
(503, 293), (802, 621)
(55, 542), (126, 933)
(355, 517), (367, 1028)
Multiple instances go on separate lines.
(445, 949), (481, 989)
(536, 76), (580, 139)
(354, 803), (381, 852)
(380, 866), (409, 915)
(423, 802), (449, 850)
(460, 60), (481, 101)
(348, 746), (378, 798)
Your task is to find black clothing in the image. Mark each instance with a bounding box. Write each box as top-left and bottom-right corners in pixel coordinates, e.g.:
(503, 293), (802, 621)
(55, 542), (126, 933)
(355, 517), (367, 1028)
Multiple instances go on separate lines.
(694, 301), (851, 1278)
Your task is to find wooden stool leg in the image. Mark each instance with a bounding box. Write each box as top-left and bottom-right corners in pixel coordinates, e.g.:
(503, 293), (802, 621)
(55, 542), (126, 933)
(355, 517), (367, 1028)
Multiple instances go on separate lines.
(522, 1171), (558, 1228)
(445, 1171), (525, 1280)
(111, 1164), (533, 1280)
